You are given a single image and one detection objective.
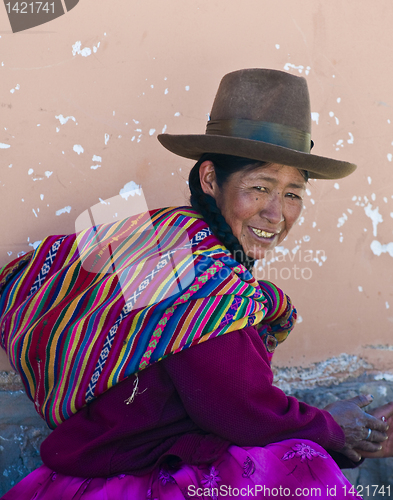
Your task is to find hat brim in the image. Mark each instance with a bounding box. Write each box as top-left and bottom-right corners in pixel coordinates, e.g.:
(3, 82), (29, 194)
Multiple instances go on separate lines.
(157, 134), (357, 180)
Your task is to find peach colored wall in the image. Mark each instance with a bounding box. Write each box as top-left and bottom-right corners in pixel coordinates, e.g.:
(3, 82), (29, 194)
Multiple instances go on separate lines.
(0, 1), (392, 377)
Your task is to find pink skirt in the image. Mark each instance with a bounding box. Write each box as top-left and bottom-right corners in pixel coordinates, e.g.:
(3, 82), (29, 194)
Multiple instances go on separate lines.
(1, 439), (361, 500)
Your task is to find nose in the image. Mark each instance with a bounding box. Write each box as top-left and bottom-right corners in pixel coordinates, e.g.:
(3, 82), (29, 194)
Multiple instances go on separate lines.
(260, 192), (284, 225)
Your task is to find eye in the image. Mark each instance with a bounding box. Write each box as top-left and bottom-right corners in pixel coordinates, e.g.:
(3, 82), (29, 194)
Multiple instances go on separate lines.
(286, 192), (303, 200)
(254, 186), (268, 193)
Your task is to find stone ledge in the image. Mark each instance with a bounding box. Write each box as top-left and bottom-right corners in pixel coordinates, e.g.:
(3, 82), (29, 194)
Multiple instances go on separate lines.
(0, 371), (24, 392)
(0, 391), (51, 496)
(292, 378), (393, 494)
(1, 373), (393, 496)
(273, 354), (393, 394)
(0, 423), (51, 495)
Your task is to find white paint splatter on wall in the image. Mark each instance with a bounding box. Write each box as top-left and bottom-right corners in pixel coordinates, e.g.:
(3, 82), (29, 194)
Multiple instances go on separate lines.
(91, 154), (102, 170)
(283, 63), (311, 75)
(119, 181), (142, 200)
(337, 213), (348, 228)
(73, 145), (84, 155)
(370, 240), (393, 257)
(56, 206), (72, 216)
(28, 240), (41, 249)
(364, 204), (383, 236)
(10, 84), (20, 94)
(72, 41), (100, 57)
(55, 115), (77, 125)
(72, 41), (90, 57)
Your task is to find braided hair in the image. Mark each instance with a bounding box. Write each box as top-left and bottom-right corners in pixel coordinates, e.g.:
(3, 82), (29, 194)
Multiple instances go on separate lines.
(188, 153), (266, 272)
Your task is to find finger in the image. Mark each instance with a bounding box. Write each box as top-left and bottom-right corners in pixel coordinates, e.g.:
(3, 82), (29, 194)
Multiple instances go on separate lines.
(341, 447), (362, 462)
(347, 394), (374, 409)
(353, 447), (384, 459)
(368, 430), (388, 443)
(371, 401), (393, 420)
(355, 440), (384, 452)
(364, 415), (389, 433)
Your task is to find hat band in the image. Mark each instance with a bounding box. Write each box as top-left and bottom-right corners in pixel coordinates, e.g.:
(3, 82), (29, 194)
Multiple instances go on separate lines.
(206, 119), (311, 153)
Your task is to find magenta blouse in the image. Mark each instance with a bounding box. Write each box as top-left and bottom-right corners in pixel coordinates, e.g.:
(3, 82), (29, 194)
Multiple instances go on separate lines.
(40, 326), (349, 478)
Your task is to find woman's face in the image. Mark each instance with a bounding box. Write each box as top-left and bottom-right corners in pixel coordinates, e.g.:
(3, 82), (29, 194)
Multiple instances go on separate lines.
(200, 162), (306, 261)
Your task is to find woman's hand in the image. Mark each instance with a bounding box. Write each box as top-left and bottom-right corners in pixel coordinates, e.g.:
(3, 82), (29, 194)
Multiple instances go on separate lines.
(324, 394), (389, 462)
(353, 401), (393, 458)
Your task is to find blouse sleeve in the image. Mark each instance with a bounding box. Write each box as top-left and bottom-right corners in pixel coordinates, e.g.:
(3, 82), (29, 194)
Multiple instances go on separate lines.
(162, 325), (345, 452)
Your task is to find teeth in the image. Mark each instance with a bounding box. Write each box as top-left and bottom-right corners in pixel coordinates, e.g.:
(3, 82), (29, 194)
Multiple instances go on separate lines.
(251, 227), (275, 238)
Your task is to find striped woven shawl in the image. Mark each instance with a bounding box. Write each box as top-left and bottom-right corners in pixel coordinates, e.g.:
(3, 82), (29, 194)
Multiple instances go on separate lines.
(0, 207), (296, 428)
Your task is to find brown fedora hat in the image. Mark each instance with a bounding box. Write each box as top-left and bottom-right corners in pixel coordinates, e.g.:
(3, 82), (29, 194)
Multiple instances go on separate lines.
(157, 68), (356, 180)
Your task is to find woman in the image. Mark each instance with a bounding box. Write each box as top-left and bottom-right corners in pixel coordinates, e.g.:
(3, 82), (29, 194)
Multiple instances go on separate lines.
(1, 69), (392, 499)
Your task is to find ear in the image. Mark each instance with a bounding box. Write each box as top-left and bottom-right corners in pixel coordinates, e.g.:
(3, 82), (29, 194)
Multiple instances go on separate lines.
(199, 161), (220, 197)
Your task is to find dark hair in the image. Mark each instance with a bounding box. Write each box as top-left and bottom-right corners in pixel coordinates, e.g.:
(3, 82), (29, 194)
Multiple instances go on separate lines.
(188, 153), (309, 272)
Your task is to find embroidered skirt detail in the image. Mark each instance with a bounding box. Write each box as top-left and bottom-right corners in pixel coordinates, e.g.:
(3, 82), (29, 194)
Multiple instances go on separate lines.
(1, 439), (360, 499)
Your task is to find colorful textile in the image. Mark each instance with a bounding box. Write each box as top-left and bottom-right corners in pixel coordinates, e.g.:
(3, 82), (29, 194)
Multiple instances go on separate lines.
(1, 440), (361, 499)
(0, 207), (296, 429)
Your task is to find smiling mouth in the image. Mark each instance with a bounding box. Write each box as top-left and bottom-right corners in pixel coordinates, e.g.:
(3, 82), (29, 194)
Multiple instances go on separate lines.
(251, 227), (276, 238)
